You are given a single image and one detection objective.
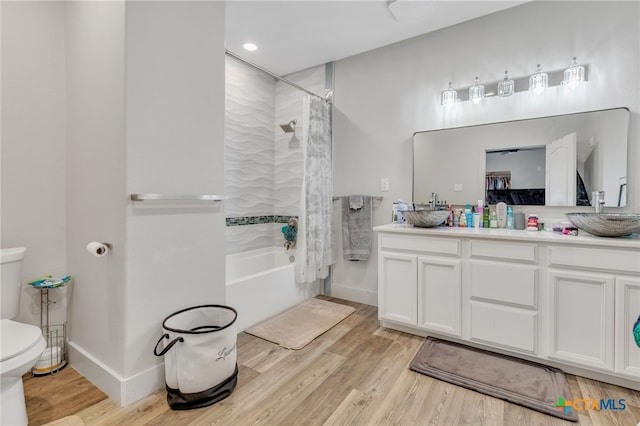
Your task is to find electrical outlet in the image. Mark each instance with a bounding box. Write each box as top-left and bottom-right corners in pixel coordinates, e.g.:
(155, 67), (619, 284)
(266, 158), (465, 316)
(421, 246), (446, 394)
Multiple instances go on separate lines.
(454, 183), (463, 192)
(381, 178), (390, 191)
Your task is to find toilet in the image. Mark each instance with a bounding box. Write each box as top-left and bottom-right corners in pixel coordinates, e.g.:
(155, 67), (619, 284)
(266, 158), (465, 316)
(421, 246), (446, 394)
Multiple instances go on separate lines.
(1, 247), (46, 426)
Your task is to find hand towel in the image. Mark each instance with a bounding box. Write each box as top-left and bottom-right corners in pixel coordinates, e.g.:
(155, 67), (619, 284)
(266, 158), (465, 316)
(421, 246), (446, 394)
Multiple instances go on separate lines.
(349, 195), (364, 210)
(342, 195), (372, 261)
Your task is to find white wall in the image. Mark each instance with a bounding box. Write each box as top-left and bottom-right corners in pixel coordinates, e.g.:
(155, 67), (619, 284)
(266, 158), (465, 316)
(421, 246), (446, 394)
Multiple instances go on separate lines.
(3, 0), (227, 407)
(65, 0), (128, 395)
(124, 1), (226, 404)
(332, 1), (640, 304)
(1, 1), (68, 327)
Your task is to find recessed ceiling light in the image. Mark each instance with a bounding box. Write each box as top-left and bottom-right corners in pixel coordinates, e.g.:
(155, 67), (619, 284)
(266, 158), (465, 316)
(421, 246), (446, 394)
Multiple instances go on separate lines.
(243, 43), (258, 52)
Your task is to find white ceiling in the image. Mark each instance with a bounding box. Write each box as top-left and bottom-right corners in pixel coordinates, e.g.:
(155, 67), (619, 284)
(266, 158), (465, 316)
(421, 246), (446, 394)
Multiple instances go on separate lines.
(225, 1), (527, 76)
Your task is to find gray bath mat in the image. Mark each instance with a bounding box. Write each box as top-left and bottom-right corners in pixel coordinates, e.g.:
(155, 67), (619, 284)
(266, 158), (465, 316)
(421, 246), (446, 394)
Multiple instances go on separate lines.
(410, 337), (578, 422)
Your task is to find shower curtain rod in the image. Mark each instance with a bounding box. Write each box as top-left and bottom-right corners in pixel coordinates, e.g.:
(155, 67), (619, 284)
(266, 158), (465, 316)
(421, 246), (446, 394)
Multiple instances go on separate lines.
(225, 49), (331, 103)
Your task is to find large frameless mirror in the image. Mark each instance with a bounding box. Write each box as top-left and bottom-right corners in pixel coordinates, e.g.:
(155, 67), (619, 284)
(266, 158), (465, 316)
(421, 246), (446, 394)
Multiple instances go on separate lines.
(413, 107), (629, 207)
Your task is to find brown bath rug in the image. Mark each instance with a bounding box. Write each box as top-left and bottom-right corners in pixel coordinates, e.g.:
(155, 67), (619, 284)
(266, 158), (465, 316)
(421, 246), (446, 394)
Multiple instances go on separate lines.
(410, 337), (577, 422)
(245, 298), (355, 350)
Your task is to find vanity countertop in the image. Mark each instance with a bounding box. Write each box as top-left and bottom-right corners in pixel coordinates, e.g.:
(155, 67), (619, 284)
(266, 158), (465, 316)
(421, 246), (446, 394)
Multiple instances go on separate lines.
(373, 223), (640, 249)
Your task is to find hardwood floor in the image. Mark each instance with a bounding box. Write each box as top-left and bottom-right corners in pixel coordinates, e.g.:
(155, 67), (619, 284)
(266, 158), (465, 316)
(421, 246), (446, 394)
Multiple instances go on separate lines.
(24, 297), (639, 426)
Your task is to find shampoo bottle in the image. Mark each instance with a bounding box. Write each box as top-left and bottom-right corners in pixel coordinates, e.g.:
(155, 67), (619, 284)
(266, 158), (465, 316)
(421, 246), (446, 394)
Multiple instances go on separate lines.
(465, 204), (473, 228)
(506, 205), (514, 229)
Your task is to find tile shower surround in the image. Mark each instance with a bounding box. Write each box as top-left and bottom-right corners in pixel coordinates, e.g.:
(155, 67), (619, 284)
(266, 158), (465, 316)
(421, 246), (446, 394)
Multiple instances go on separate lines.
(225, 55), (326, 254)
(226, 215), (298, 226)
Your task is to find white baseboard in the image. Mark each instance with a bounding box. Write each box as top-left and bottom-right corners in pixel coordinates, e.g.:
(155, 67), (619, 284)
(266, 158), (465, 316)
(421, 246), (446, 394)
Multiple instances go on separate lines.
(67, 341), (165, 406)
(330, 284), (377, 306)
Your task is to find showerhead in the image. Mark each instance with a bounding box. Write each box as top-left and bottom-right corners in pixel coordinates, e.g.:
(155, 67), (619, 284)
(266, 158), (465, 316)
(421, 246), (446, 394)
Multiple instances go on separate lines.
(280, 119), (297, 133)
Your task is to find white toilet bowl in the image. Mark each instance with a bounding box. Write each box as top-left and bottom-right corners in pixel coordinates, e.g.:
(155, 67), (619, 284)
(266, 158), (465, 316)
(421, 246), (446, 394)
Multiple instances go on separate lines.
(0, 319), (47, 426)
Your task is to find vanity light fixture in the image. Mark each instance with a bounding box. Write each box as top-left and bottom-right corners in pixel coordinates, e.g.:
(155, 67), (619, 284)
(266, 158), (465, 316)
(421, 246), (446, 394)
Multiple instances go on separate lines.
(529, 64), (548, 94)
(562, 57), (585, 89)
(497, 70), (514, 97)
(243, 42), (258, 51)
(441, 82), (457, 106)
(469, 77), (485, 104)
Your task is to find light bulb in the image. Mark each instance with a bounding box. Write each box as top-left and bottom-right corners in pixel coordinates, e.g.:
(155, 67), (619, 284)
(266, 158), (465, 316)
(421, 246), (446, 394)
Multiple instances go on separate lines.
(563, 57), (585, 89)
(441, 82), (457, 107)
(469, 77), (485, 104)
(497, 70), (514, 97)
(529, 64), (548, 94)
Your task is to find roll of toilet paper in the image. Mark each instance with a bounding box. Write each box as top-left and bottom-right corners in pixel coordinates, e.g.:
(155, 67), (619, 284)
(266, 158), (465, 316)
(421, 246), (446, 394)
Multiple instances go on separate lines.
(86, 242), (109, 257)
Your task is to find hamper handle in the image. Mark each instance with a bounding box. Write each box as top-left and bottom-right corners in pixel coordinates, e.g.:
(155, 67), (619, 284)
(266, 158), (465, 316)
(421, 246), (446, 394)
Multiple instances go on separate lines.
(153, 334), (184, 356)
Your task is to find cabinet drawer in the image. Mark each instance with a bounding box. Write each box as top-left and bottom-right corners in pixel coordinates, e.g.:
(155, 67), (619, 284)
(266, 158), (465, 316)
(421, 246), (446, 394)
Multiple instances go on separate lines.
(379, 234), (460, 257)
(470, 260), (538, 308)
(548, 245), (640, 274)
(470, 301), (537, 354)
(470, 240), (537, 263)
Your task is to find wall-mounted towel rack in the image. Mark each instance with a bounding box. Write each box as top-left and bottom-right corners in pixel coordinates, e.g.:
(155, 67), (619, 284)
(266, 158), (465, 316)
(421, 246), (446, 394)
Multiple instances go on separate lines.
(130, 194), (226, 202)
(333, 196), (383, 202)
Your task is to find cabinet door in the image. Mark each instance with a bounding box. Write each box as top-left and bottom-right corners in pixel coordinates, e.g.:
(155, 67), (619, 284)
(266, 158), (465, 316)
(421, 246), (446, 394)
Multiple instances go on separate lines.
(378, 251), (417, 325)
(417, 256), (461, 336)
(548, 270), (614, 371)
(615, 276), (640, 378)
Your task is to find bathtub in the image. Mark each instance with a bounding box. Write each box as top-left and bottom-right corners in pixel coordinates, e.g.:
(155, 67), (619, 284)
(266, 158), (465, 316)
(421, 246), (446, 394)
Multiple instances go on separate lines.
(226, 247), (319, 332)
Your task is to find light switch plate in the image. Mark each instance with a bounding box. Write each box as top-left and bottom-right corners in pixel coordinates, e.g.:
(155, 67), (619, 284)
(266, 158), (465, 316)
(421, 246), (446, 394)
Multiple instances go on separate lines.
(381, 178), (389, 191)
(454, 183), (463, 192)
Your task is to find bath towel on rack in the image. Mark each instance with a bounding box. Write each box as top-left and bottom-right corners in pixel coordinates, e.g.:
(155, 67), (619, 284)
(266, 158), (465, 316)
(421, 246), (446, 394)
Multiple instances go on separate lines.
(342, 195), (372, 261)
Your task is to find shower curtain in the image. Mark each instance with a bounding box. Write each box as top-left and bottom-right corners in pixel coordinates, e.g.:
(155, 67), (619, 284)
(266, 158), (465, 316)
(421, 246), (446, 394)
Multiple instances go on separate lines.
(295, 95), (333, 284)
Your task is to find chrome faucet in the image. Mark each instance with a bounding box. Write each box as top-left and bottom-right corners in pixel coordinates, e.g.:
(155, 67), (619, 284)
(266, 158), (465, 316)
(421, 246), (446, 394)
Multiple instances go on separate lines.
(592, 191), (605, 213)
(429, 192), (439, 210)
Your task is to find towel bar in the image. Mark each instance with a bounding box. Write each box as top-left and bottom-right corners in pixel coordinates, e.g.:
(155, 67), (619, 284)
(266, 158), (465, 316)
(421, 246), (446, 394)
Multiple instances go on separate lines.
(130, 194), (226, 202)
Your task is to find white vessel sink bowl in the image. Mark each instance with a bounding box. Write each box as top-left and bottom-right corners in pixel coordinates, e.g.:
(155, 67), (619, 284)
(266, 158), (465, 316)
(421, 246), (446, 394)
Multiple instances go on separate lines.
(565, 212), (640, 237)
(402, 209), (450, 228)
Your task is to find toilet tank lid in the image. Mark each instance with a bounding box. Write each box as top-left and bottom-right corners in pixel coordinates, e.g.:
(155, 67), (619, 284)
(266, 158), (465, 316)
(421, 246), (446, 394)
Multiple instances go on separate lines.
(0, 319), (43, 362)
(0, 247), (27, 264)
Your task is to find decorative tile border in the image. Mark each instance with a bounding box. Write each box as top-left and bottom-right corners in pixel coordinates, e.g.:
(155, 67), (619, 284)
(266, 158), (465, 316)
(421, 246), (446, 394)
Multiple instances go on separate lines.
(226, 215), (298, 227)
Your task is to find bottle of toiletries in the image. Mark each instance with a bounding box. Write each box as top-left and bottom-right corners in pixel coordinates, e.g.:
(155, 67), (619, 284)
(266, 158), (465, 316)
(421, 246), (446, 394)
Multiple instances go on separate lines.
(460, 209), (467, 227)
(490, 210), (498, 228)
(527, 214), (539, 231)
(396, 200), (405, 224)
(453, 209), (461, 227)
(515, 211), (526, 230)
(483, 205), (490, 228)
(465, 204), (473, 228)
(506, 205), (514, 229)
(496, 202), (507, 228)
(447, 205), (453, 227)
(477, 200), (484, 228)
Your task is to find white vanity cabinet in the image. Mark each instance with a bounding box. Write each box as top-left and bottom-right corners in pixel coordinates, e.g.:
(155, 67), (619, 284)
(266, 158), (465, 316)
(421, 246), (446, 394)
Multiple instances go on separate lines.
(417, 255), (462, 336)
(468, 240), (540, 354)
(547, 245), (640, 374)
(374, 224), (640, 390)
(616, 276), (640, 379)
(378, 232), (462, 336)
(378, 251), (417, 325)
